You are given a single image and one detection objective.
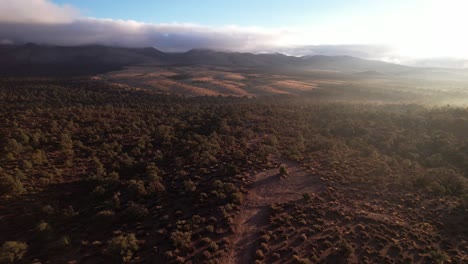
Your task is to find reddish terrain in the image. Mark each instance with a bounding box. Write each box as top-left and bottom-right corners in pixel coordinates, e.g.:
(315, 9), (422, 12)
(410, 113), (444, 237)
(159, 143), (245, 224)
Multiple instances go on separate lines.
(223, 157), (325, 264)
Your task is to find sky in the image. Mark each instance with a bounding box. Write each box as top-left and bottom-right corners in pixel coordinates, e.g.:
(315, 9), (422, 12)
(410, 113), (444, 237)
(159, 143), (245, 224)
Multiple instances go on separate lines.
(1, 0), (468, 67)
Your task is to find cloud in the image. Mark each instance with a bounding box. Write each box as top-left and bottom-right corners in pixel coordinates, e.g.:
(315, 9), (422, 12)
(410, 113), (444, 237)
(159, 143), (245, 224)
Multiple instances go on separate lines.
(1, 0), (465, 68)
(0, 0), (389, 59)
(0, 19), (290, 52)
(0, 0), (420, 61)
(0, 0), (79, 23)
(0, 0), (291, 52)
(404, 58), (468, 69)
(275, 45), (397, 60)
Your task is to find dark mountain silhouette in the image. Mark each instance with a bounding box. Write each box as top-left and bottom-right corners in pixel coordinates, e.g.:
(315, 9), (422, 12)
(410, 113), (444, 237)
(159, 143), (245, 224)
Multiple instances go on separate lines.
(174, 49), (412, 73)
(0, 43), (459, 77)
(0, 44), (167, 76)
(176, 49), (299, 68)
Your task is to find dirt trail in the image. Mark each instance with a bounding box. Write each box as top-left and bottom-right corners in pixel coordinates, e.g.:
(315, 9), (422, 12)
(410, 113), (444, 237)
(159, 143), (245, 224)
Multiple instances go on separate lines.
(223, 157), (325, 264)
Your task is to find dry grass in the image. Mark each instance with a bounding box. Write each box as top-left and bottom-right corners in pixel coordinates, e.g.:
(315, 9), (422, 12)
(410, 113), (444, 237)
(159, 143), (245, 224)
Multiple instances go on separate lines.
(313, 79), (346, 85)
(197, 79), (251, 96)
(223, 73), (246, 80)
(256, 85), (291, 95)
(157, 79), (221, 96)
(99, 65), (350, 97)
(192, 77), (215, 82)
(274, 80), (317, 91)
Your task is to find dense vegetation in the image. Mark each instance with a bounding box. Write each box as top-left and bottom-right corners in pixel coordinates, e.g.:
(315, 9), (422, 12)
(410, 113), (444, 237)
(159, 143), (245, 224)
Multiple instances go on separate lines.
(0, 78), (466, 263)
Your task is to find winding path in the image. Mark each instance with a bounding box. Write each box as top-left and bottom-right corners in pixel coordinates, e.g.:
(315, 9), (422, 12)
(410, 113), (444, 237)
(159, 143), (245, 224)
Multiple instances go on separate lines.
(222, 158), (325, 264)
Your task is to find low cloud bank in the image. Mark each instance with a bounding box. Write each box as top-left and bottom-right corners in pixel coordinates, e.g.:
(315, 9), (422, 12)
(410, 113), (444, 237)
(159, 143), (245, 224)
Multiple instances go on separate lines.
(1, 0), (467, 68)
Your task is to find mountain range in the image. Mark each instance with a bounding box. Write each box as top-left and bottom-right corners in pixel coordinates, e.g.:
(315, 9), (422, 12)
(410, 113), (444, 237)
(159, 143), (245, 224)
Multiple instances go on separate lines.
(0, 44), (415, 76)
(2, 44), (468, 84)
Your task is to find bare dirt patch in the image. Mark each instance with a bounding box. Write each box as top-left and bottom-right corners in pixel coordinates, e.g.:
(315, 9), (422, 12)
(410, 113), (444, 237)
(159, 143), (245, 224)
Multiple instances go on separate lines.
(223, 157), (325, 264)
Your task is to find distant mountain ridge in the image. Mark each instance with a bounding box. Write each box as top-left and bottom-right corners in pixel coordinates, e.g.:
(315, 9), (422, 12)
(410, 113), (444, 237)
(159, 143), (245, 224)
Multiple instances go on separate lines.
(0, 44), (168, 75)
(0, 43), (419, 76)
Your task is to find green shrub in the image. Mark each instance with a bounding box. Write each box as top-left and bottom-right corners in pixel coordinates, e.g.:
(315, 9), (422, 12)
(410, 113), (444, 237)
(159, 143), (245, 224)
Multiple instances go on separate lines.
(145, 163), (160, 181)
(231, 191), (243, 204)
(279, 165), (288, 175)
(424, 169), (467, 196)
(31, 149), (47, 165)
(183, 180), (197, 192)
(205, 225), (214, 233)
(122, 202), (148, 221)
(5, 153), (15, 161)
(170, 231), (192, 249)
(91, 186), (107, 198)
(429, 250), (449, 264)
(264, 135), (279, 146)
(260, 234), (271, 242)
(255, 249), (264, 259)
(94, 210), (116, 226)
(208, 241), (218, 252)
(36, 221), (51, 232)
(13, 169), (25, 180)
(106, 233), (139, 263)
(128, 180), (147, 197)
(35, 221), (53, 241)
(146, 179), (165, 195)
(0, 241), (28, 263)
(20, 160), (33, 171)
(0, 174), (24, 196)
(293, 255), (312, 264)
(106, 172), (120, 182)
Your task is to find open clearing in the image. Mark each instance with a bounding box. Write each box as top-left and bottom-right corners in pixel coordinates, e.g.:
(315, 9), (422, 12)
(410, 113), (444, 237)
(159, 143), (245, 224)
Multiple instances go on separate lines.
(223, 157), (325, 264)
